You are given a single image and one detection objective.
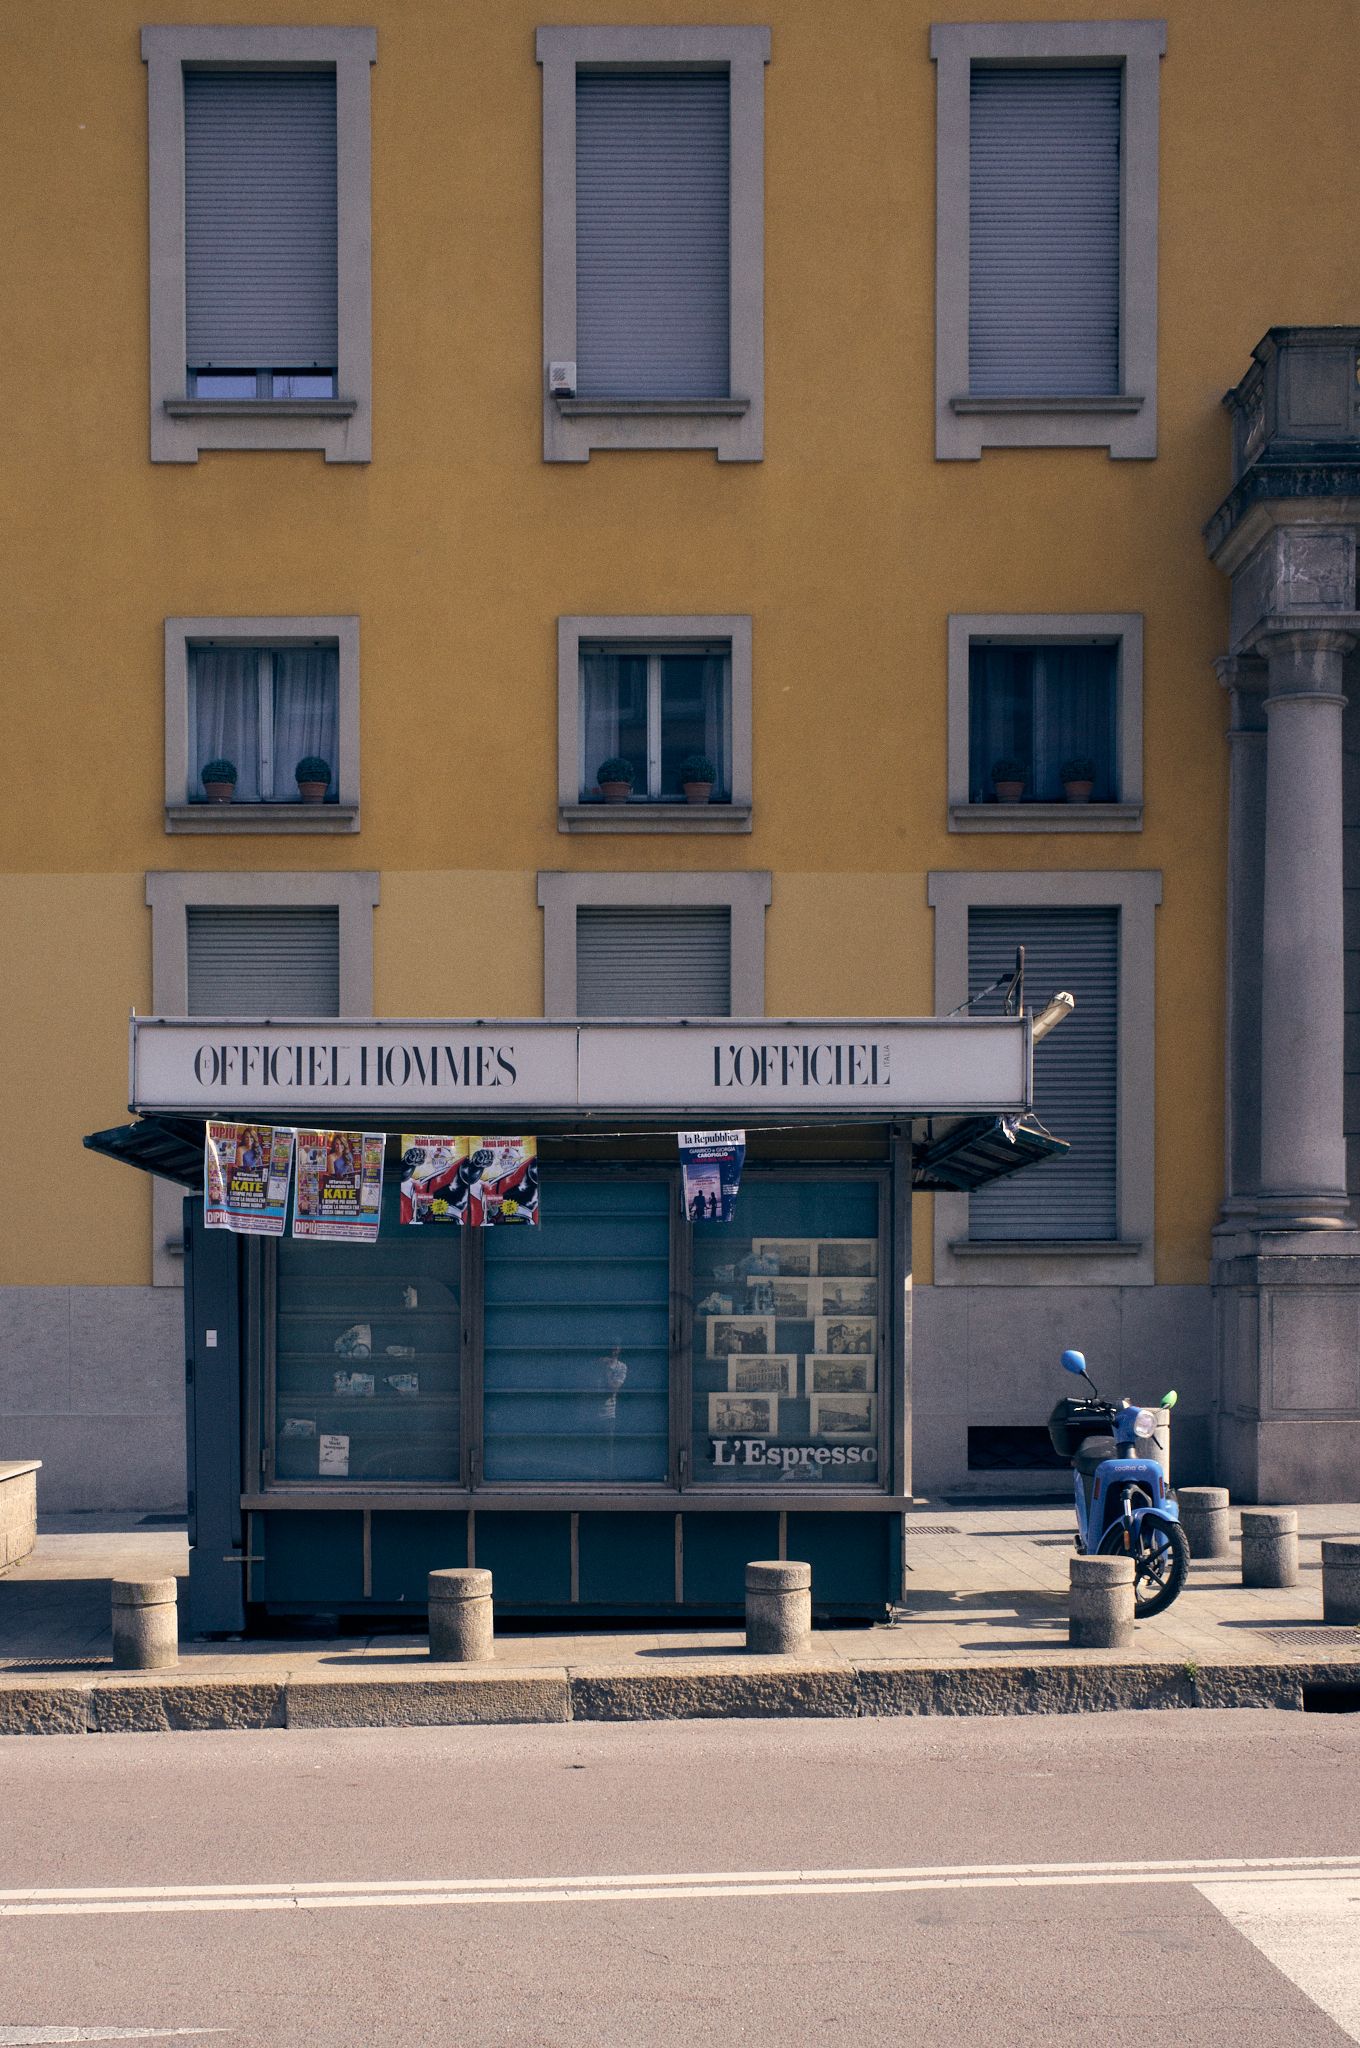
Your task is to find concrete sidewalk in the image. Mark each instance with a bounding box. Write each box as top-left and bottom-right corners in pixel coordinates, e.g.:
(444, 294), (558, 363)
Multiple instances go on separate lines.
(2, 1504), (1357, 1734)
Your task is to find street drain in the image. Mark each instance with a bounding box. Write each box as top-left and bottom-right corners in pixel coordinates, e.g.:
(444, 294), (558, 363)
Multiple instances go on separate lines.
(1302, 1685), (1360, 1713)
(1252, 1626), (1360, 1649)
(903, 1524), (962, 1535)
(0, 1656), (109, 1671)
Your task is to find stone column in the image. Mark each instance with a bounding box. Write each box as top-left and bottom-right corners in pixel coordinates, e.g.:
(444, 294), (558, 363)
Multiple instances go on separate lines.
(1256, 628), (1356, 1231)
(1216, 656), (1268, 1227)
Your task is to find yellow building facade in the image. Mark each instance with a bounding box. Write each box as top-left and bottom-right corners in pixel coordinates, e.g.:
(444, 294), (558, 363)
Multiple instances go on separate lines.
(5, 0), (1359, 1525)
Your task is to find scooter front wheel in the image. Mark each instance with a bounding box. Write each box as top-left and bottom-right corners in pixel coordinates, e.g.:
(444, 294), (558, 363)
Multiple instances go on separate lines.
(1098, 1518), (1189, 1617)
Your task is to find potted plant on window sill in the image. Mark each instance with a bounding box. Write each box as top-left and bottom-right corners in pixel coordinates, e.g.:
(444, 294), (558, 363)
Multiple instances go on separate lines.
(596, 756), (636, 804)
(1060, 756), (1096, 803)
(680, 752), (718, 804)
(201, 758), (237, 805)
(991, 758), (1026, 804)
(295, 755), (333, 804)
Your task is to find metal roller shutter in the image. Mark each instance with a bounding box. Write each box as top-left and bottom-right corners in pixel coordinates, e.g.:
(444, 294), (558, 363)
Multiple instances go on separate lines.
(184, 70), (338, 369)
(186, 906), (341, 1017)
(968, 65), (1121, 398)
(967, 906), (1118, 1240)
(575, 70), (730, 399)
(575, 906), (732, 1017)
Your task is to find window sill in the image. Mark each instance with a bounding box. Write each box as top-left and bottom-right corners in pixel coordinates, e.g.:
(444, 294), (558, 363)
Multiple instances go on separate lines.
(164, 398), (358, 420)
(559, 801), (753, 836)
(949, 802), (1143, 835)
(949, 394), (1145, 416)
(947, 1238), (1145, 1258)
(165, 802), (360, 835)
(555, 395), (751, 419)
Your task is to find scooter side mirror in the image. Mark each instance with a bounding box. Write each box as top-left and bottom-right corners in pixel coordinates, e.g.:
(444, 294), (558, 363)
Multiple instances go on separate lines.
(1060, 1350), (1087, 1376)
(1161, 1389), (1178, 1409)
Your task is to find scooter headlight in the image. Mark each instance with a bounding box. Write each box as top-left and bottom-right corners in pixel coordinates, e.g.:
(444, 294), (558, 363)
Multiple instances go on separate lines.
(1133, 1408), (1157, 1440)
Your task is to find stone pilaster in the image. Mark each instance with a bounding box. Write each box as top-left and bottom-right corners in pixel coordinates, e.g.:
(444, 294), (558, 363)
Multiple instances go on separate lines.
(1214, 655), (1267, 1238)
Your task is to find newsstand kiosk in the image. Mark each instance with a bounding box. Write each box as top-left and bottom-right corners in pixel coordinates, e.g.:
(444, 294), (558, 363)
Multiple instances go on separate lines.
(87, 1015), (1062, 1632)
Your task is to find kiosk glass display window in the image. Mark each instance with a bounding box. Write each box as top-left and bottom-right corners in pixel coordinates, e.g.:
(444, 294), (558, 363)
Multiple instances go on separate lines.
(482, 1178), (672, 1482)
(691, 1177), (885, 1488)
(273, 1185), (460, 1482)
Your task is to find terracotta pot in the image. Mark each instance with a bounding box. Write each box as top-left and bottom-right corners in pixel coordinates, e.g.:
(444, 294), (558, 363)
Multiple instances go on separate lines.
(599, 781), (633, 804)
(203, 781), (234, 804)
(1063, 780), (1094, 803)
(297, 781), (329, 804)
(993, 779), (1025, 803)
(682, 781), (713, 805)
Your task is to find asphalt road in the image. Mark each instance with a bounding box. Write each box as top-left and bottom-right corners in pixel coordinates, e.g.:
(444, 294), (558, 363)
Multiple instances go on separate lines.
(2, 1709), (1359, 2047)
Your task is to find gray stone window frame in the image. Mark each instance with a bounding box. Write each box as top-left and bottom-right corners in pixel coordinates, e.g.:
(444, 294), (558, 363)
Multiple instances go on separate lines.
(930, 19), (1166, 462)
(145, 869), (380, 1284)
(537, 870), (771, 1019)
(142, 25), (376, 465)
(556, 614), (753, 834)
(164, 615), (361, 834)
(927, 869), (1161, 1286)
(536, 25), (770, 465)
(946, 613), (1144, 833)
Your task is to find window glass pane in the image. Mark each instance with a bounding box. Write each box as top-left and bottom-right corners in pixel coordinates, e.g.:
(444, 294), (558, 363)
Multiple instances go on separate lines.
(274, 1183), (460, 1482)
(969, 644), (1117, 801)
(580, 651), (648, 798)
(1034, 646), (1116, 800)
(192, 371), (259, 398)
(270, 647), (340, 800)
(189, 647), (263, 801)
(659, 653), (729, 797)
(483, 1179), (672, 1481)
(272, 372), (336, 398)
(691, 1178), (883, 1488)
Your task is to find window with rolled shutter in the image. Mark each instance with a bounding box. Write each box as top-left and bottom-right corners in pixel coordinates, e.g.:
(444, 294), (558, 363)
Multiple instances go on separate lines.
(575, 70), (730, 399)
(575, 906), (731, 1017)
(967, 906), (1118, 1240)
(968, 65), (1121, 398)
(184, 70), (338, 373)
(186, 906), (341, 1017)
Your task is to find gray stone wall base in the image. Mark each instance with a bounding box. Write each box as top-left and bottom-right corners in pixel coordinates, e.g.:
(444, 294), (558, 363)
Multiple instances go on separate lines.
(0, 1286), (184, 1512)
(912, 1284), (1213, 1498)
(1214, 1247), (1360, 1502)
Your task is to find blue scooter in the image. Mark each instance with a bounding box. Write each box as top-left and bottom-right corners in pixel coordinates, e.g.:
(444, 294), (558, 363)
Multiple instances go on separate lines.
(1048, 1349), (1189, 1616)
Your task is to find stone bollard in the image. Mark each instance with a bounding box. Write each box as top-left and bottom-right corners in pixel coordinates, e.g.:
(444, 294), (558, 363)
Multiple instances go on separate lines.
(112, 1578), (179, 1671)
(745, 1560), (812, 1655)
(428, 1567), (494, 1662)
(1176, 1486), (1231, 1561)
(1069, 1555), (1135, 1649)
(1240, 1507), (1299, 1589)
(1321, 1539), (1360, 1625)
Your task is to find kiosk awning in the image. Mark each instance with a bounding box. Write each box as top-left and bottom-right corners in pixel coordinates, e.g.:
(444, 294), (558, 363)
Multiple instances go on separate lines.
(910, 1113), (1070, 1192)
(83, 1116), (204, 1189)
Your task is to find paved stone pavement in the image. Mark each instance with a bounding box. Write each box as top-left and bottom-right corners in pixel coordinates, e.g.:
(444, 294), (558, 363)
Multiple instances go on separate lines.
(2, 1505), (1357, 1693)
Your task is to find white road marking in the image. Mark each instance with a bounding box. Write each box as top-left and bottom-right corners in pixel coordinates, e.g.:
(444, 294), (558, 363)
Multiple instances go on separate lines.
(1198, 1879), (1360, 2045)
(0, 2032), (222, 2044)
(0, 1855), (1357, 1920)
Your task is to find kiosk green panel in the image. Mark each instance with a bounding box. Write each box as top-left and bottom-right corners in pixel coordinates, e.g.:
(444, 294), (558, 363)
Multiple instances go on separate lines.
(371, 1511), (469, 1605)
(261, 1511), (364, 1607)
(681, 1512), (780, 1608)
(787, 1511), (897, 1613)
(475, 1512), (572, 1606)
(578, 1512), (674, 1607)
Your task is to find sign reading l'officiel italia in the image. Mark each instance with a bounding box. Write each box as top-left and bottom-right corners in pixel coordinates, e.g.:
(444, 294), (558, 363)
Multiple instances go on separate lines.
(130, 1017), (1031, 1117)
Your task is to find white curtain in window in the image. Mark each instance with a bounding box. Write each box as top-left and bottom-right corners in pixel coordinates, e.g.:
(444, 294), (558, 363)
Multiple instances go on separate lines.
(270, 649), (339, 800)
(190, 648), (262, 801)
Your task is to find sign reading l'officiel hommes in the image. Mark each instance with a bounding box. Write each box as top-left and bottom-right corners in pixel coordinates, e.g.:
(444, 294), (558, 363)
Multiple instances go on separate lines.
(130, 1017), (1031, 1118)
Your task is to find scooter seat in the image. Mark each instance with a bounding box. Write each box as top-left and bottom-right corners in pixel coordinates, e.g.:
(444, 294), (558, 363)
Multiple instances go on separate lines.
(1074, 1435), (1118, 1477)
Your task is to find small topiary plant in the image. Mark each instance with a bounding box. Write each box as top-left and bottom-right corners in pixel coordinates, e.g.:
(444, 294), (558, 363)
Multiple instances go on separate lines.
(201, 758), (237, 785)
(991, 758), (1025, 783)
(680, 753), (718, 785)
(1061, 756), (1096, 783)
(295, 756), (332, 786)
(596, 756), (636, 786)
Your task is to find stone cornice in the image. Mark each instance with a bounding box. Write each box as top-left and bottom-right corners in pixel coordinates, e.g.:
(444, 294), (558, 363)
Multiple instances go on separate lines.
(1205, 460), (1360, 566)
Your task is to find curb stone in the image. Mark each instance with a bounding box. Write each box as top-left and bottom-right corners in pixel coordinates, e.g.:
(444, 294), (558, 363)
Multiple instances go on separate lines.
(0, 1659), (1357, 1735)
